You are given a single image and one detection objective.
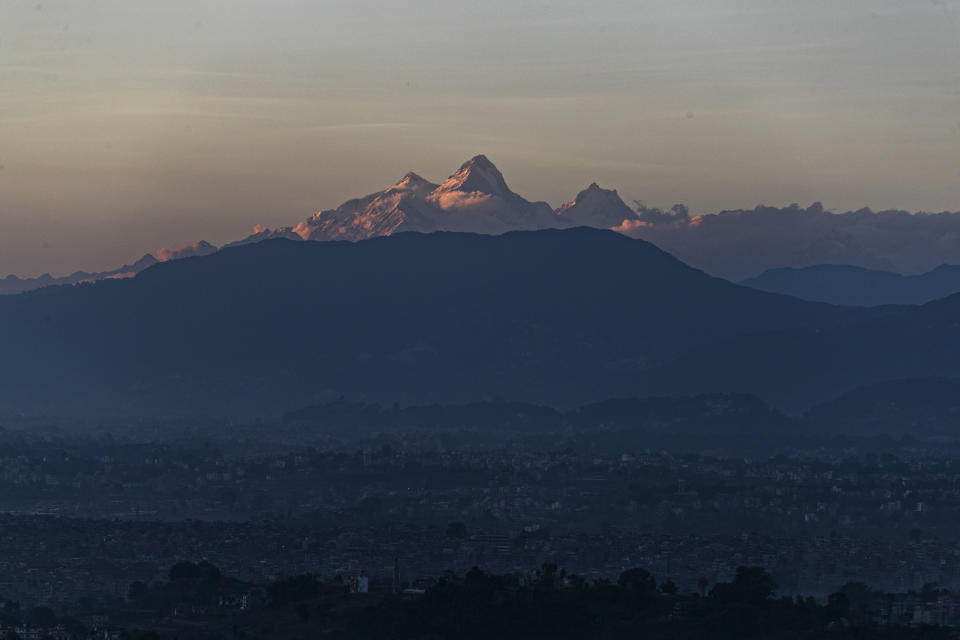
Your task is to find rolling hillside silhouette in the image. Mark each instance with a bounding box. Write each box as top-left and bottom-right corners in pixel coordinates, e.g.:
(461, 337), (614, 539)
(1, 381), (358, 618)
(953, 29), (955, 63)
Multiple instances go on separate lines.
(0, 228), (878, 418)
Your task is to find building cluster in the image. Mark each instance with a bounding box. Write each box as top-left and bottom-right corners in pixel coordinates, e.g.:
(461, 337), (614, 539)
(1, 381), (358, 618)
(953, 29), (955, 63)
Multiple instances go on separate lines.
(3, 435), (960, 615)
(3, 512), (960, 614)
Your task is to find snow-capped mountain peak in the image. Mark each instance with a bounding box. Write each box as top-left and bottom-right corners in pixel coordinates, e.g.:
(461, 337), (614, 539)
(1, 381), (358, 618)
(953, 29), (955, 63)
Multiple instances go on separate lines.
(389, 172), (439, 197)
(4, 155), (646, 294)
(556, 182), (638, 228)
(432, 154), (517, 200)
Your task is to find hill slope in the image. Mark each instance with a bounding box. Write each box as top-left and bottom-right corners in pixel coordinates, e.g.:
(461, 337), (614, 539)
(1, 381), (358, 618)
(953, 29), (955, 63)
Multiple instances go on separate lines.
(0, 228), (873, 418)
(741, 264), (960, 306)
(638, 293), (960, 411)
(804, 377), (960, 437)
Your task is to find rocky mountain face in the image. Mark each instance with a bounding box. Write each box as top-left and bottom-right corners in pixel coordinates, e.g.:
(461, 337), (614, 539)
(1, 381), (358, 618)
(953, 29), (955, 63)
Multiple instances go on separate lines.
(556, 183), (639, 228)
(238, 155), (624, 244)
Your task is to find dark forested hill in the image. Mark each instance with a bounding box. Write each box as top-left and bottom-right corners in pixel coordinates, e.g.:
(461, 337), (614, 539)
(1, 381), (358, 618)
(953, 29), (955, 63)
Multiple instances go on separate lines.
(741, 263), (960, 306)
(803, 377), (960, 437)
(0, 228), (875, 418)
(636, 292), (960, 411)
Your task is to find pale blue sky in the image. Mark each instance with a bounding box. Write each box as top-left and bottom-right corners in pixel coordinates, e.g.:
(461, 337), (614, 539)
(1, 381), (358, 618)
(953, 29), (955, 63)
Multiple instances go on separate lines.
(1, 0), (959, 275)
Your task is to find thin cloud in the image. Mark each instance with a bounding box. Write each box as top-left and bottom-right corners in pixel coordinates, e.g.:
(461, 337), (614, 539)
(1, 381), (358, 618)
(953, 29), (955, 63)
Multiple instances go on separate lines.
(293, 122), (415, 133)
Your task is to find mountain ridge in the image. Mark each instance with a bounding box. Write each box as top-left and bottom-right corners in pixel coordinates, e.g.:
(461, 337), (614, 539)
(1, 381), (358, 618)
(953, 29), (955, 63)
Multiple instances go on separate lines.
(0, 227), (879, 419)
(2, 156), (637, 294)
(741, 263), (960, 306)
(9, 156), (960, 296)
(0, 241), (217, 295)
(248, 154), (579, 242)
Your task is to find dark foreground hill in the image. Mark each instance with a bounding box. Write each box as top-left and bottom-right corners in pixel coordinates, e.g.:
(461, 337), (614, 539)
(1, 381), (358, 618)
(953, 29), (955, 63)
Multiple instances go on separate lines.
(638, 292), (960, 410)
(0, 228), (875, 419)
(285, 393), (793, 435)
(804, 377), (960, 437)
(285, 388), (960, 445)
(741, 263), (960, 306)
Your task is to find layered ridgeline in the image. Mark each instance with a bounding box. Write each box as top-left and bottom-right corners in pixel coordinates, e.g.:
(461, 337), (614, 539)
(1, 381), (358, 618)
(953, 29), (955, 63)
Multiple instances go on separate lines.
(804, 377), (960, 437)
(636, 289), (960, 411)
(7, 157), (960, 296)
(284, 384), (960, 441)
(741, 264), (960, 306)
(283, 394), (791, 435)
(9, 155), (960, 297)
(0, 242), (217, 295)
(0, 228), (880, 419)
(1, 156), (639, 294)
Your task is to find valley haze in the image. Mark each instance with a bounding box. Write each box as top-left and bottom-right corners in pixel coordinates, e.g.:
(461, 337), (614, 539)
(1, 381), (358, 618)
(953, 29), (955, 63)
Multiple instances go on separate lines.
(4, 2), (960, 637)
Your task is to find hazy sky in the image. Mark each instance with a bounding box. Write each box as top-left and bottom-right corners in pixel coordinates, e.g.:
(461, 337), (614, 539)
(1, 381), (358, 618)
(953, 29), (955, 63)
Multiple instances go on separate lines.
(2, 0), (959, 276)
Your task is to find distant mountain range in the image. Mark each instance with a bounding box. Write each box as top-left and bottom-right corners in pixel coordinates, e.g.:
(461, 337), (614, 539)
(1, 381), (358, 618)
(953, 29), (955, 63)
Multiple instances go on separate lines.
(284, 393), (790, 434)
(0, 241), (216, 295)
(635, 289), (960, 410)
(7, 226), (960, 421)
(740, 264), (960, 306)
(1, 156), (639, 294)
(805, 377), (960, 437)
(285, 379), (960, 442)
(226, 155), (641, 245)
(281, 394), (797, 454)
(237, 155), (564, 243)
(0, 228), (883, 419)
(6, 155), (960, 296)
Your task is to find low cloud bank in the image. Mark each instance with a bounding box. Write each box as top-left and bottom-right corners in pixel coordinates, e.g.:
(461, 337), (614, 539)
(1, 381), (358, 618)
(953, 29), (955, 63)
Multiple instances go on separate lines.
(617, 202), (960, 280)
